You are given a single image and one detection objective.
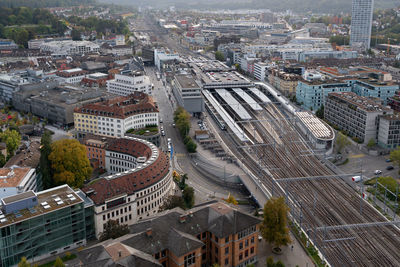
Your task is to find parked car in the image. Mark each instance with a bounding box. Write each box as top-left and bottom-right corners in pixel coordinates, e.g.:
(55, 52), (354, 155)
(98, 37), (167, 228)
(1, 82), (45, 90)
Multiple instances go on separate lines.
(161, 130), (165, 136)
(160, 118), (163, 123)
(386, 159), (392, 162)
(352, 176), (361, 182)
(374, 170), (382, 175)
(386, 166), (394, 170)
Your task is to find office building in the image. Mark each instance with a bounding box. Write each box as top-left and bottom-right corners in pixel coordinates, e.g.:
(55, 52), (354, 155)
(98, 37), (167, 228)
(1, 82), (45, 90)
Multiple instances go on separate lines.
(81, 136), (172, 238)
(56, 68), (88, 84)
(107, 70), (152, 96)
(254, 62), (268, 81)
(0, 185), (91, 267)
(0, 39), (18, 50)
(76, 201), (261, 267)
(39, 40), (100, 56)
(13, 84), (112, 126)
(74, 92), (159, 138)
(172, 74), (204, 114)
(378, 113), (400, 150)
(325, 92), (392, 144)
(350, 0), (374, 50)
(154, 49), (180, 70)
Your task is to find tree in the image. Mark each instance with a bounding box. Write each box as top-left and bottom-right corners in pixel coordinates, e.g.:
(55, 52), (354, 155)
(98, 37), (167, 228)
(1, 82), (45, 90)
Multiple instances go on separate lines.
(159, 195), (186, 211)
(99, 220), (129, 241)
(266, 256), (275, 267)
(53, 257), (65, 267)
(225, 193), (238, 205)
(0, 154), (5, 167)
(1, 129), (21, 156)
(18, 257), (30, 267)
(40, 131), (53, 189)
(390, 148), (400, 174)
(49, 139), (92, 188)
(315, 104), (324, 119)
(178, 173), (188, 190)
(335, 132), (351, 153)
(215, 51), (225, 61)
(367, 138), (376, 149)
(186, 138), (197, 153)
(71, 28), (81, 41)
(261, 197), (291, 249)
(183, 186), (195, 209)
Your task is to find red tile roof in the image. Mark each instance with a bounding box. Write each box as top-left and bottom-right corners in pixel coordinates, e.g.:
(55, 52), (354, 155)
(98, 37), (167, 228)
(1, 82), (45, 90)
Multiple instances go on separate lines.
(74, 92), (158, 119)
(82, 137), (169, 206)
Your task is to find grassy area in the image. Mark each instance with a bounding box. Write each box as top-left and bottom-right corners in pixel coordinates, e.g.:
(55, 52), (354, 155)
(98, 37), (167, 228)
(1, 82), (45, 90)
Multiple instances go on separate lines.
(126, 125), (158, 136)
(38, 253), (76, 267)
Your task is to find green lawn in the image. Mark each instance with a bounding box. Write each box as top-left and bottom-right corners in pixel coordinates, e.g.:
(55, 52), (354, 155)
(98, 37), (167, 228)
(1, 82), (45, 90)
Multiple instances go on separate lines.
(126, 125), (158, 136)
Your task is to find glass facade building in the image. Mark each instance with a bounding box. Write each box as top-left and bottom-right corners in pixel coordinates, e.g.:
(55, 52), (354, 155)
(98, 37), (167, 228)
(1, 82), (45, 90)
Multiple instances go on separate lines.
(350, 0), (374, 50)
(0, 185), (91, 267)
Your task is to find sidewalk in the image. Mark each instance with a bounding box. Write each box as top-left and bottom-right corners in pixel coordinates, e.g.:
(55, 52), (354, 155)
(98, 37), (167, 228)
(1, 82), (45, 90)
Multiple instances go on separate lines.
(257, 232), (315, 267)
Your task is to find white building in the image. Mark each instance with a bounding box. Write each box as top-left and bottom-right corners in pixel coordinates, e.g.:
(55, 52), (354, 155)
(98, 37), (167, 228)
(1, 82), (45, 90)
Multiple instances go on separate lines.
(115, 35), (125, 46)
(154, 49), (180, 70)
(56, 68), (87, 84)
(350, 0), (374, 50)
(254, 62), (269, 81)
(107, 71), (152, 96)
(40, 40), (100, 56)
(0, 167), (37, 199)
(74, 92), (159, 139)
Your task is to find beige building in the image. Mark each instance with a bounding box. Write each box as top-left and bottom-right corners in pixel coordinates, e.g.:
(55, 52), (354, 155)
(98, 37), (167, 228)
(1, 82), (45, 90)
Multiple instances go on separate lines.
(268, 68), (300, 96)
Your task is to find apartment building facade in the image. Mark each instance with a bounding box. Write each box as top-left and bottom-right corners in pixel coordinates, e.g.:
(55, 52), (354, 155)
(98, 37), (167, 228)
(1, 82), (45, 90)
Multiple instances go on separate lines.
(325, 92), (392, 143)
(74, 92), (159, 139)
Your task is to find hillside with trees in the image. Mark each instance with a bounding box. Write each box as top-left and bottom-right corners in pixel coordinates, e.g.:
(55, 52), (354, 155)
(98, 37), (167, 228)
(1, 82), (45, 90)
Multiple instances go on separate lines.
(101, 0), (399, 13)
(0, 0), (96, 8)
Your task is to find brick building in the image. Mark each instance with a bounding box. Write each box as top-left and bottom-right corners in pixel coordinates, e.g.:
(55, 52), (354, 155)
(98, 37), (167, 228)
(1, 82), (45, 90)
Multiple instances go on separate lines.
(76, 201), (262, 267)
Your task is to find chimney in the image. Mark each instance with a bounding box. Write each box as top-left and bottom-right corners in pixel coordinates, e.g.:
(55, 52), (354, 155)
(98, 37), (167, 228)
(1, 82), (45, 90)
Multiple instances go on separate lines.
(146, 228), (152, 237)
(118, 250), (122, 258)
(179, 214), (187, 223)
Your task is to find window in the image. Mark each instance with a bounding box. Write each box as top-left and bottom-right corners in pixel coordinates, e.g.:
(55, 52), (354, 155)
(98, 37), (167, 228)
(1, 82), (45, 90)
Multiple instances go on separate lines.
(225, 247), (229, 255)
(202, 232), (206, 238)
(250, 247), (254, 254)
(225, 258), (229, 265)
(245, 250), (248, 258)
(239, 242), (243, 250)
(184, 252), (195, 267)
(251, 237), (254, 244)
(245, 240), (249, 247)
(225, 237), (229, 243)
(239, 253), (243, 261)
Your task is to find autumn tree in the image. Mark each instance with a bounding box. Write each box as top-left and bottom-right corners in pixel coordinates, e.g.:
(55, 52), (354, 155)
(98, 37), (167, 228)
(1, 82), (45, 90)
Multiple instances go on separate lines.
(215, 51), (225, 61)
(40, 131), (53, 189)
(174, 106), (190, 138)
(335, 132), (351, 153)
(49, 139), (92, 188)
(53, 257), (65, 267)
(18, 257), (30, 267)
(225, 193), (238, 205)
(1, 129), (21, 157)
(99, 220), (129, 241)
(261, 197), (291, 249)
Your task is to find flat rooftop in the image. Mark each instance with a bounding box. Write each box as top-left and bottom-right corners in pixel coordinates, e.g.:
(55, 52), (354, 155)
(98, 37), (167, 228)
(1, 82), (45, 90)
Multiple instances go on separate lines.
(175, 75), (200, 89)
(328, 92), (392, 113)
(214, 89), (252, 120)
(0, 185), (82, 228)
(202, 71), (253, 89)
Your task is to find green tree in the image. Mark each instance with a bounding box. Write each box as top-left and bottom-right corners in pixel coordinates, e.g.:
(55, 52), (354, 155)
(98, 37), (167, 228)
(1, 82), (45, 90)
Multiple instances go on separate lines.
(183, 186), (195, 209)
(390, 148), (400, 174)
(1, 129), (21, 156)
(40, 131), (53, 189)
(159, 195), (186, 211)
(367, 138), (376, 149)
(179, 173), (188, 190)
(215, 51), (225, 61)
(48, 139), (92, 188)
(0, 154), (5, 167)
(71, 28), (81, 41)
(53, 257), (65, 267)
(186, 138), (197, 153)
(99, 220), (129, 241)
(315, 104), (324, 119)
(18, 257), (30, 267)
(266, 256), (275, 267)
(261, 197), (291, 249)
(335, 132), (351, 153)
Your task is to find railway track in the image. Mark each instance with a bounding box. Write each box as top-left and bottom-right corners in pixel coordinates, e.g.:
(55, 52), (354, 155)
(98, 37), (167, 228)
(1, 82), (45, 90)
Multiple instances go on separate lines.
(217, 94), (400, 267)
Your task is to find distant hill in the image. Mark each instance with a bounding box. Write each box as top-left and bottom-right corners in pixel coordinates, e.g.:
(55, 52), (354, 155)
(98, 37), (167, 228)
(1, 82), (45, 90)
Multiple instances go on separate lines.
(99, 0), (399, 13)
(0, 0), (96, 8)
